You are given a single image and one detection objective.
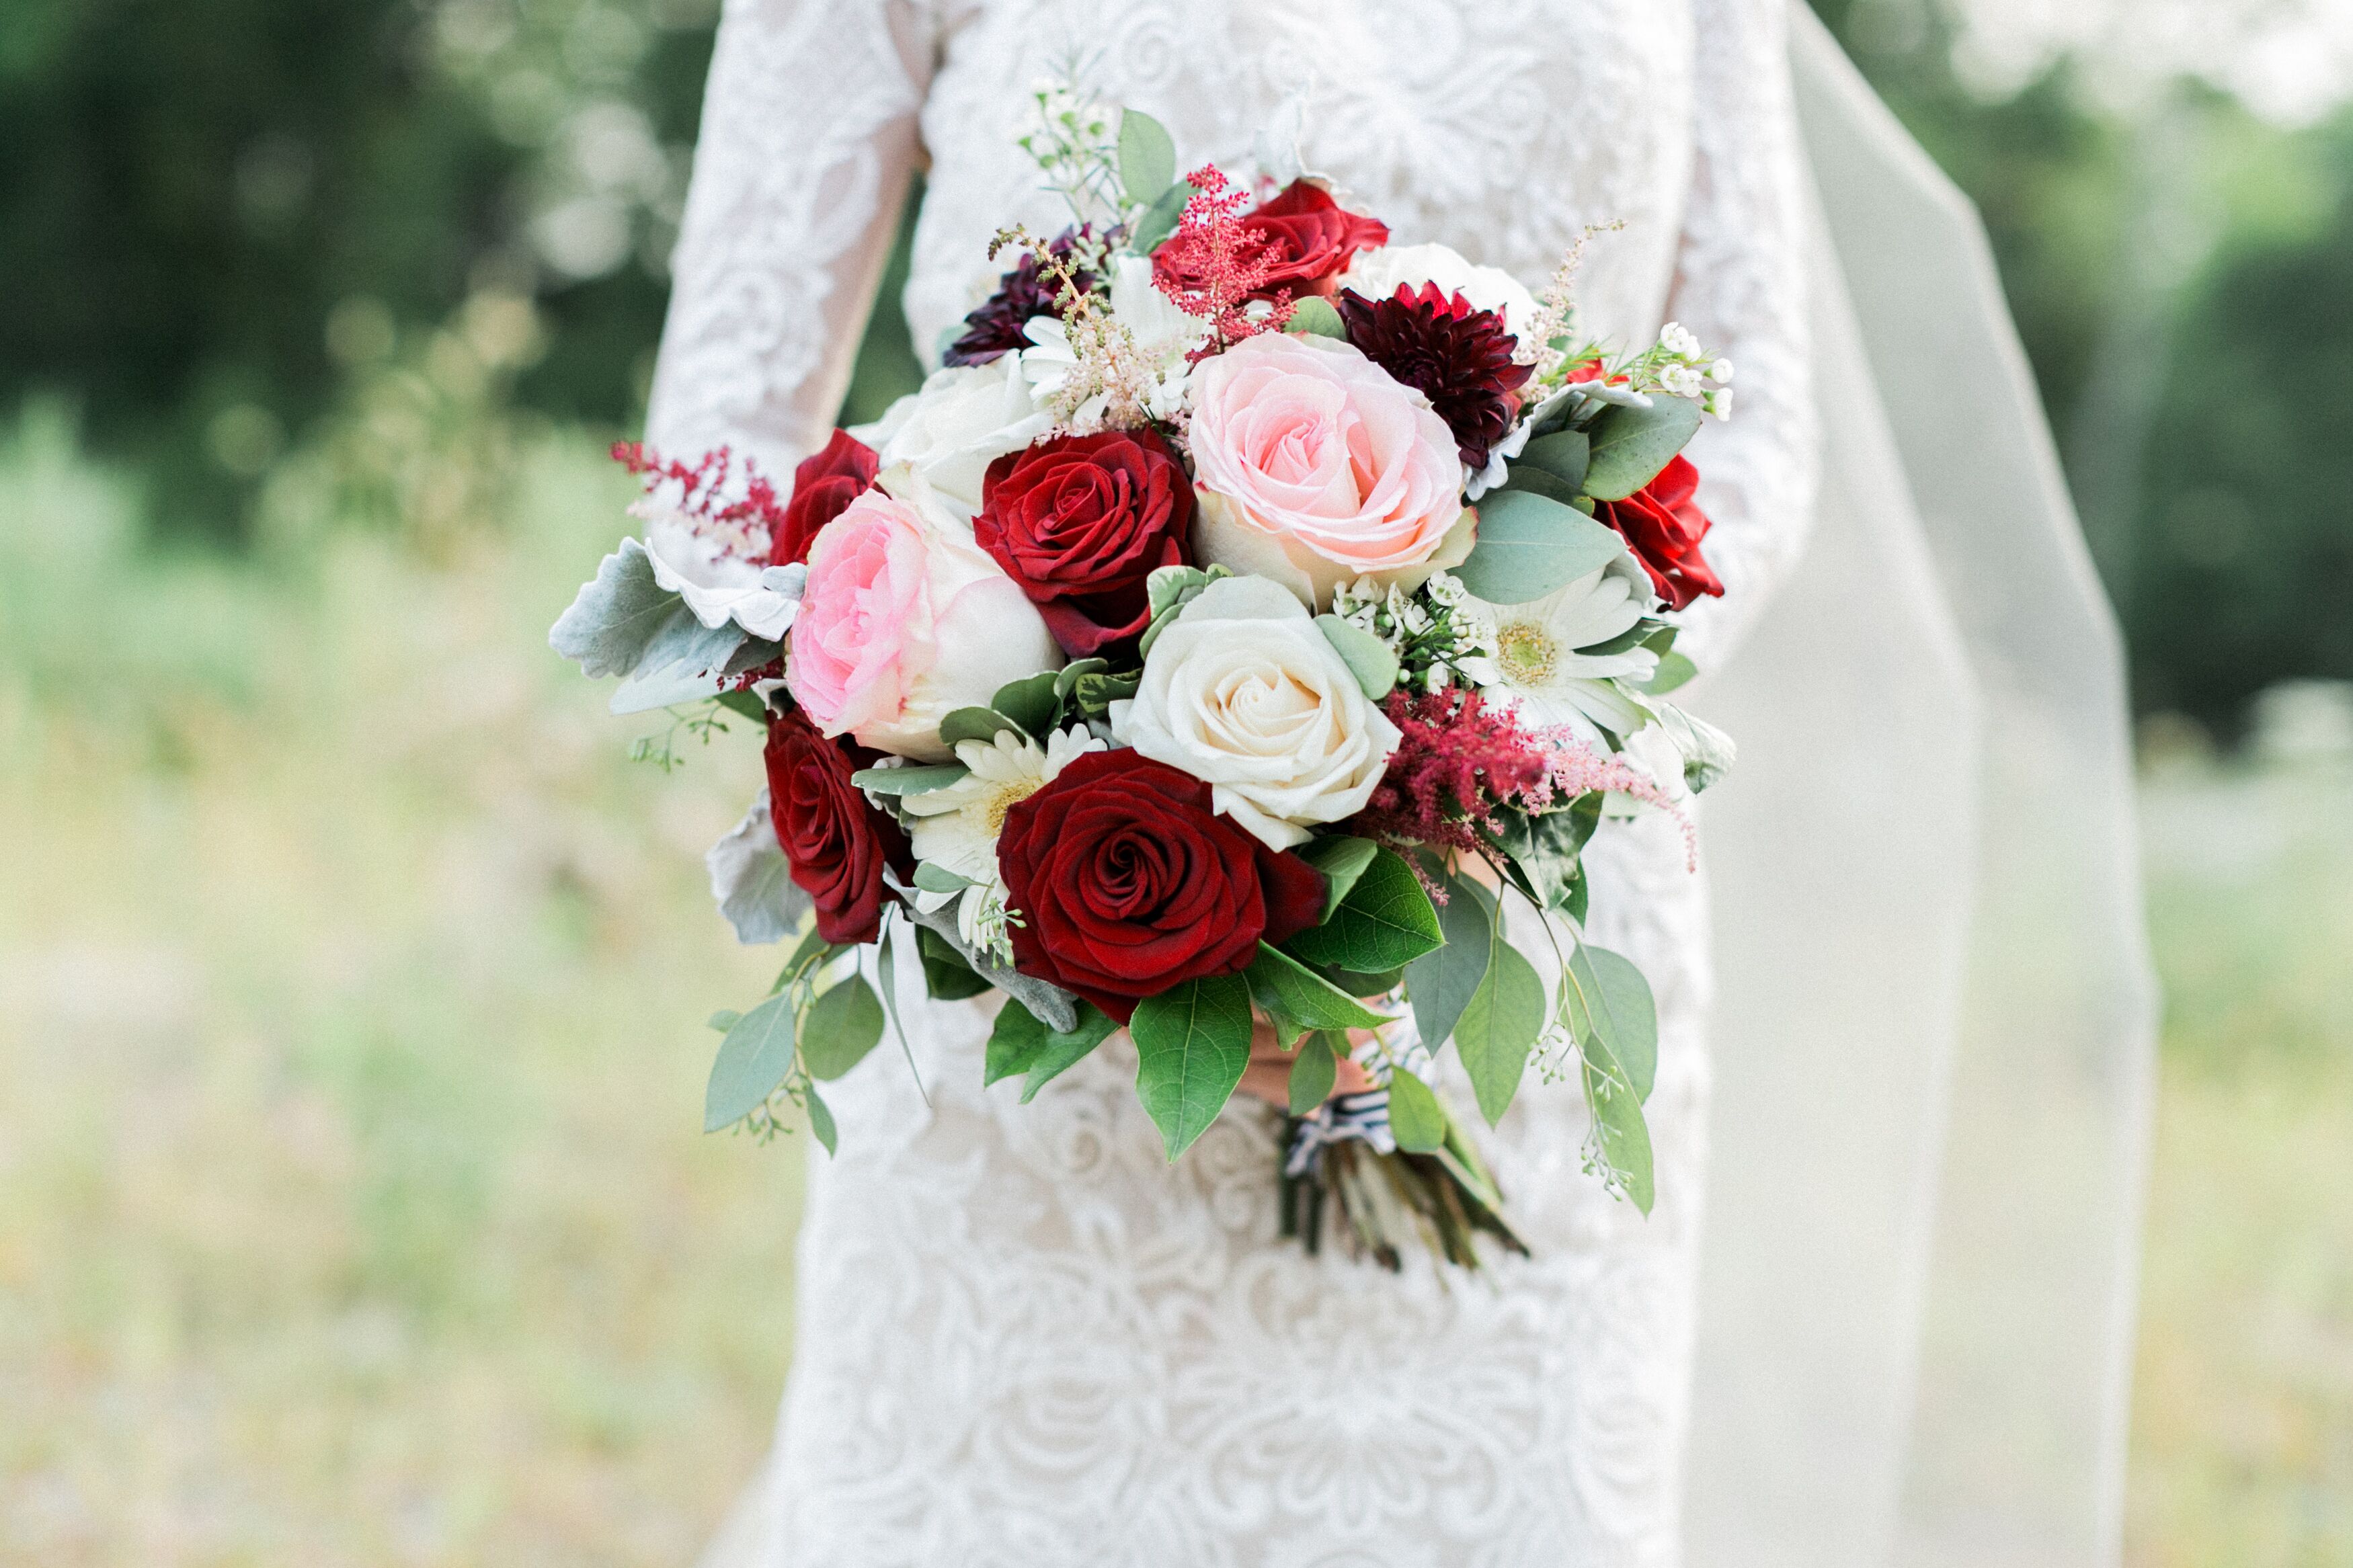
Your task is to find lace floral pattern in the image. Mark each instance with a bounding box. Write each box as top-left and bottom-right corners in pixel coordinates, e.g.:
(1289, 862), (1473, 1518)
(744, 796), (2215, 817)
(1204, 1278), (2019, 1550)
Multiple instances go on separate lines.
(660, 2), (1814, 1562)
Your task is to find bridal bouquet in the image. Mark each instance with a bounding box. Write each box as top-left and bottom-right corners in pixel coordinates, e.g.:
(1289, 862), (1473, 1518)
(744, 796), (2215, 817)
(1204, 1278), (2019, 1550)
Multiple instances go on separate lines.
(552, 94), (1737, 1269)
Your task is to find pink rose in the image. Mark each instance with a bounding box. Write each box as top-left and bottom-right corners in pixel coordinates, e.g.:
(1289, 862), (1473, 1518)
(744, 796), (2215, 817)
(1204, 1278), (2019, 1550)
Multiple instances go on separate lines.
(1186, 332), (1474, 608)
(786, 483), (1062, 761)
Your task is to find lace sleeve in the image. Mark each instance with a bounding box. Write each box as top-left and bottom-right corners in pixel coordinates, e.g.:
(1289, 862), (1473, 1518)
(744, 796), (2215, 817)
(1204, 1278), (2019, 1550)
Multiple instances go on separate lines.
(643, 0), (940, 470)
(1662, 0), (1819, 671)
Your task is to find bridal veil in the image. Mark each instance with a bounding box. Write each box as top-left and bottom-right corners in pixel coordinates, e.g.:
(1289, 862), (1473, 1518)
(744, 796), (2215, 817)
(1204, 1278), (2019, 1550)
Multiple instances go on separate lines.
(1685, 11), (2157, 1566)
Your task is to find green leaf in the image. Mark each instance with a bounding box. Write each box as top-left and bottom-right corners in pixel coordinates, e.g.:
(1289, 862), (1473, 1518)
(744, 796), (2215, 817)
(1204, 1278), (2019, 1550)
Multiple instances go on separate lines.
(1488, 805), (1596, 913)
(1297, 835), (1381, 922)
(1386, 1069), (1447, 1153)
(803, 1081), (838, 1155)
(1581, 1029), (1655, 1213)
(1131, 974), (1254, 1160)
(852, 763), (969, 796)
(1455, 935), (1547, 1126)
(1564, 944), (1659, 1101)
(1519, 429), (1591, 493)
(1288, 1032), (1340, 1115)
(1286, 296), (1347, 339)
(1053, 658), (1109, 700)
(1323, 964), (1406, 995)
(705, 993), (798, 1131)
(716, 688), (768, 721)
(1314, 614), (1400, 700)
(1404, 872), (1494, 1053)
(800, 975), (885, 1081)
(917, 925), (993, 1001)
(1131, 179), (1191, 254)
(984, 998), (1049, 1087)
(912, 862), (975, 895)
(1497, 463), (1586, 509)
(1643, 651), (1698, 695)
(1021, 1004), (1121, 1102)
(991, 671), (1064, 739)
(938, 707), (1021, 748)
(706, 1009), (742, 1033)
(1453, 490), (1632, 606)
(1246, 943), (1389, 1030)
(1283, 848), (1445, 972)
(1582, 397), (1704, 501)
(1117, 109), (1176, 208)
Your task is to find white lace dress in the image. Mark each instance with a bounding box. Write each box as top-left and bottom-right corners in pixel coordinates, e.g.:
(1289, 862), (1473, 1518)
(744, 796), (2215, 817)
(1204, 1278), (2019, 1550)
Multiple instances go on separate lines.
(651, 3), (1817, 1563)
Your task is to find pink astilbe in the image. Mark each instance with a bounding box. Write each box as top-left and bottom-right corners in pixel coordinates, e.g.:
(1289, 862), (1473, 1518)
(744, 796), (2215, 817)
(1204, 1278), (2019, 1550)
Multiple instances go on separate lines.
(1151, 166), (1295, 357)
(611, 441), (787, 561)
(1355, 688), (1693, 868)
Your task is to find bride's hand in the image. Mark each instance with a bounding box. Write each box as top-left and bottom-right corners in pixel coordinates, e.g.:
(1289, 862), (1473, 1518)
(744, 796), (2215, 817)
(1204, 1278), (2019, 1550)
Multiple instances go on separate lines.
(1237, 1014), (1378, 1110)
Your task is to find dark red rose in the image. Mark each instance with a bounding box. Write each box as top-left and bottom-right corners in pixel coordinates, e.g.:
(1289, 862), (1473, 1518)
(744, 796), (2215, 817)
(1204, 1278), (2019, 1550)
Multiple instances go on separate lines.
(1154, 179), (1389, 303)
(1337, 282), (1534, 468)
(1591, 455), (1724, 612)
(998, 751), (1326, 1023)
(772, 429), (879, 567)
(975, 431), (1193, 657)
(764, 706), (908, 946)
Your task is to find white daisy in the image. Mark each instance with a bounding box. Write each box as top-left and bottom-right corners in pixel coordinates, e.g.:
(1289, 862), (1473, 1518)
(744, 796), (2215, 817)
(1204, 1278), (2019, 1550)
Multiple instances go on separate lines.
(901, 725), (1105, 958)
(1464, 559), (1661, 740)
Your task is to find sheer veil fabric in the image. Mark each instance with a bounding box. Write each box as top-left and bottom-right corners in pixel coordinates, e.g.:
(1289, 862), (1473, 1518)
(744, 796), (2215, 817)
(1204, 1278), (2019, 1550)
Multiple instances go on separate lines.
(1685, 13), (2157, 1567)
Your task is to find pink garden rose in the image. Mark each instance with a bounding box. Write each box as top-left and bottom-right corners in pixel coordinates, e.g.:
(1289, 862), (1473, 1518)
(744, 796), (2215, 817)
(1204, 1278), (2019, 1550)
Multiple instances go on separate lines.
(786, 479), (1061, 761)
(1186, 331), (1474, 608)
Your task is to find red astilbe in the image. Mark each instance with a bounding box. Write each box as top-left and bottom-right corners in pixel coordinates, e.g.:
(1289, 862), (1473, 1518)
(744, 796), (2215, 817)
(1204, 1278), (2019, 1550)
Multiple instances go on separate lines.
(1151, 166), (1295, 357)
(612, 441), (788, 561)
(1356, 687), (1691, 865)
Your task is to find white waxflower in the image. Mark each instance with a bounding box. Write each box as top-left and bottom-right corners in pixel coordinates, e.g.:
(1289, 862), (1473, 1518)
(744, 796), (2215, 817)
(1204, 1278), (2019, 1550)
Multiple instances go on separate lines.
(902, 725), (1105, 954)
(1659, 321), (1703, 359)
(634, 505), (804, 641)
(1464, 559), (1662, 740)
(850, 354), (1053, 518)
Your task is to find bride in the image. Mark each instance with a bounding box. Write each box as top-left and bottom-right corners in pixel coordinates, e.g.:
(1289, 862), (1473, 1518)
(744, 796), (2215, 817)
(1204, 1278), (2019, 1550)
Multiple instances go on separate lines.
(647, 3), (2157, 1564)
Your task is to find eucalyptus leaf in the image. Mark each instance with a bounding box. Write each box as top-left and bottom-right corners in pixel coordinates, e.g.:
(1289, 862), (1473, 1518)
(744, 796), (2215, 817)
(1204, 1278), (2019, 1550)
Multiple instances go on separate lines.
(707, 1009), (742, 1032)
(1246, 943), (1388, 1030)
(1132, 179), (1191, 253)
(1314, 614), (1400, 700)
(938, 706), (1023, 748)
(1283, 848), (1445, 972)
(803, 1081), (838, 1154)
(1020, 1004), (1120, 1102)
(1297, 835), (1381, 922)
(716, 688), (768, 721)
(1455, 936), (1547, 1126)
(1454, 490), (1632, 606)
(1582, 396), (1704, 501)
(991, 671), (1064, 739)
(1564, 944), (1659, 1101)
(1386, 1069), (1447, 1153)
(1131, 974), (1254, 1161)
(917, 925), (993, 1001)
(1117, 109), (1176, 207)
(1581, 1030), (1656, 1213)
(1497, 464), (1586, 509)
(1404, 872), (1495, 1055)
(1286, 296), (1346, 339)
(1519, 429), (1591, 493)
(800, 975), (885, 1081)
(1486, 805), (1593, 913)
(705, 992), (797, 1132)
(1288, 1032), (1340, 1115)
(912, 862), (975, 894)
(852, 763), (969, 796)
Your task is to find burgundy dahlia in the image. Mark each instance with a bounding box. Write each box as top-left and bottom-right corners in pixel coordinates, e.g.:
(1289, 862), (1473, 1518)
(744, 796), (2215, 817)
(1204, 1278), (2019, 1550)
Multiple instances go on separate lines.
(1336, 282), (1534, 469)
(944, 229), (1097, 367)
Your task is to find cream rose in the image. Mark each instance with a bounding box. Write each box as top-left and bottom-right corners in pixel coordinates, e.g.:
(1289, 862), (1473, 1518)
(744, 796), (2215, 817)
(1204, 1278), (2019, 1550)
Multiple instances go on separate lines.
(1338, 242), (1542, 342)
(849, 353), (1053, 517)
(1111, 575), (1403, 852)
(1187, 332), (1473, 611)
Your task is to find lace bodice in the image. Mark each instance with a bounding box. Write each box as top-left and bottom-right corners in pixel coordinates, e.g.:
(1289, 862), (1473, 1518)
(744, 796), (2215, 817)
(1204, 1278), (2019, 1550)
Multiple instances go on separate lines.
(654, 3), (1817, 1563)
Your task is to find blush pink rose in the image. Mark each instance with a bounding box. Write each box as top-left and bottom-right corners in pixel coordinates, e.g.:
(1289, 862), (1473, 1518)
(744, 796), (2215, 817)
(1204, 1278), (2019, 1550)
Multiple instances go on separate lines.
(786, 483), (1061, 761)
(1186, 332), (1474, 608)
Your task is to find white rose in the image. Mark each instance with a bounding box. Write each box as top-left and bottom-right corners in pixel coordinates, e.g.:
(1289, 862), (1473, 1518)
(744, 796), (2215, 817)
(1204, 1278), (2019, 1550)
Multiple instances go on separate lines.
(1338, 243), (1542, 343)
(1112, 575), (1403, 852)
(848, 354), (1053, 517)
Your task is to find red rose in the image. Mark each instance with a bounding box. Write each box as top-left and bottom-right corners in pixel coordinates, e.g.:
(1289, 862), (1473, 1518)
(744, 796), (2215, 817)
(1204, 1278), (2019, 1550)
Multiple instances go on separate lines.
(975, 431), (1193, 657)
(1592, 455), (1725, 612)
(764, 706), (907, 945)
(998, 751), (1326, 1023)
(1154, 179), (1389, 303)
(771, 429), (879, 567)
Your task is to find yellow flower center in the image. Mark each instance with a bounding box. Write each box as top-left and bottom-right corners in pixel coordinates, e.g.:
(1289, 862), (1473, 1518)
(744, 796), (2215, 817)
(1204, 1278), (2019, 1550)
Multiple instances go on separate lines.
(1497, 622), (1559, 687)
(983, 780), (1040, 835)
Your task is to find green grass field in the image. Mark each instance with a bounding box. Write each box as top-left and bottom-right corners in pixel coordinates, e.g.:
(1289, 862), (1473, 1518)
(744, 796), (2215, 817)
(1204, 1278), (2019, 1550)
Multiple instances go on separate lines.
(1, 419), (2346, 1564)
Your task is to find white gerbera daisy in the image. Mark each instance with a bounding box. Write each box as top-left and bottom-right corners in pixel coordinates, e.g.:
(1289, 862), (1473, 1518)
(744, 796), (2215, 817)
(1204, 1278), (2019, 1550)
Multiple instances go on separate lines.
(1464, 559), (1661, 740)
(902, 724), (1105, 958)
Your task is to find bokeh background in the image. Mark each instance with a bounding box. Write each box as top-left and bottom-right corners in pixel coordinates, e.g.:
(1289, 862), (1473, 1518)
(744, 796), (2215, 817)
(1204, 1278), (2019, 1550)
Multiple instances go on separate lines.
(1, 0), (2348, 1561)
